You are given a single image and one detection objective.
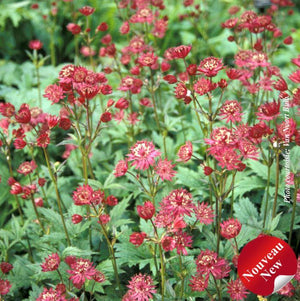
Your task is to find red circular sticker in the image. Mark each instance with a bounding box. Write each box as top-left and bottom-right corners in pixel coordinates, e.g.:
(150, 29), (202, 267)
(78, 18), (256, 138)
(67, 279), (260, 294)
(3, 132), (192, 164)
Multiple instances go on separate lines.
(237, 235), (297, 296)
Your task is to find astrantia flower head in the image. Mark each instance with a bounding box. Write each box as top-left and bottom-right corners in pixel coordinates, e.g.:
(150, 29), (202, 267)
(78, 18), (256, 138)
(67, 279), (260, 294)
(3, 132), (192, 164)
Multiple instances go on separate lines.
(193, 78), (216, 95)
(36, 287), (67, 301)
(67, 258), (97, 289)
(15, 104), (31, 124)
(174, 230), (193, 255)
(256, 100), (280, 121)
(219, 100), (243, 123)
(126, 273), (156, 301)
(227, 279), (249, 300)
(129, 232), (147, 246)
(17, 160), (37, 176)
(0, 279), (11, 295)
(155, 158), (176, 181)
(0, 103), (15, 117)
(79, 6), (95, 16)
(137, 201), (155, 220)
(138, 52), (158, 67)
(160, 188), (195, 217)
(0, 262), (13, 274)
(114, 159), (128, 177)
(127, 140), (161, 170)
(29, 40), (43, 50)
(41, 253), (60, 272)
(194, 202), (214, 224)
(177, 141), (193, 162)
(43, 84), (65, 104)
(220, 218), (242, 239)
(171, 45), (192, 59)
(72, 184), (94, 206)
(189, 274), (209, 292)
(37, 132), (50, 148)
(196, 249), (230, 279)
(161, 236), (176, 252)
(198, 57), (224, 77)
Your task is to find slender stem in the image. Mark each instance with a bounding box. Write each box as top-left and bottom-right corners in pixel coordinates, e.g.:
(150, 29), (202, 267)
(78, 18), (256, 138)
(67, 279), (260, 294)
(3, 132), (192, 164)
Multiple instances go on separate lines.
(205, 288), (214, 301)
(29, 192), (46, 233)
(149, 68), (161, 132)
(272, 152), (280, 219)
(43, 148), (71, 246)
(230, 172), (236, 217)
(212, 275), (221, 300)
(99, 222), (120, 291)
(179, 255), (185, 299)
(263, 158), (271, 228)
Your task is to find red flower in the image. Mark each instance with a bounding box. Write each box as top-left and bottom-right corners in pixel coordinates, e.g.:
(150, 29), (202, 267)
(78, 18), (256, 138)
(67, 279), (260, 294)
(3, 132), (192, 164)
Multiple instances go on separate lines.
(273, 77), (288, 91)
(194, 202), (214, 224)
(34, 197), (43, 207)
(129, 232), (147, 246)
(155, 158), (176, 181)
(227, 279), (249, 300)
(160, 188), (195, 217)
(127, 140), (161, 170)
(98, 214), (110, 225)
(66, 23), (81, 35)
(177, 141), (193, 162)
(283, 36), (293, 45)
(106, 195), (118, 206)
(10, 182), (23, 195)
(219, 100), (243, 123)
(29, 40), (43, 50)
(44, 84), (65, 104)
(72, 184), (94, 206)
(189, 274), (209, 292)
(59, 117), (71, 130)
(37, 132), (50, 148)
(174, 82), (187, 99)
(196, 250), (230, 279)
(163, 75), (177, 84)
(120, 21), (130, 34)
(220, 218), (242, 239)
(15, 104), (31, 124)
(115, 98), (129, 109)
(36, 287), (66, 301)
(277, 282), (295, 297)
(289, 70), (300, 83)
(126, 274), (156, 301)
(138, 52), (158, 67)
(161, 236), (176, 251)
(14, 138), (26, 149)
(17, 160), (37, 176)
(97, 22), (108, 32)
(171, 45), (192, 59)
(79, 6), (95, 16)
(0, 279), (11, 295)
(41, 253), (60, 272)
(100, 112), (112, 123)
(203, 165), (213, 175)
(198, 57), (224, 77)
(114, 160), (128, 177)
(72, 214), (83, 224)
(137, 201), (155, 220)
(193, 78), (216, 95)
(0, 262), (13, 274)
(291, 55), (300, 67)
(174, 230), (193, 255)
(256, 100), (280, 121)
(0, 103), (15, 117)
(67, 258), (98, 289)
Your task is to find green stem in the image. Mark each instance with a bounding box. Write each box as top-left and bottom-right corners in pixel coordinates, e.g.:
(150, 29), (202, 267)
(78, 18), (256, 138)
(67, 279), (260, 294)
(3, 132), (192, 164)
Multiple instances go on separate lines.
(179, 255), (185, 299)
(43, 148), (71, 246)
(29, 192), (46, 233)
(263, 158), (271, 228)
(35, 65), (42, 108)
(212, 275), (221, 300)
(99, 222), (121, 291)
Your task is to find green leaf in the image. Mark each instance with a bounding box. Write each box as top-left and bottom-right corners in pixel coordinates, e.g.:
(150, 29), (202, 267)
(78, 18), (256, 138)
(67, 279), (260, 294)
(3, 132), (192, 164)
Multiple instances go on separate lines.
(234, 176), (265, 198)
(62, 247), (95, 258)
(234, 197), (259, 225)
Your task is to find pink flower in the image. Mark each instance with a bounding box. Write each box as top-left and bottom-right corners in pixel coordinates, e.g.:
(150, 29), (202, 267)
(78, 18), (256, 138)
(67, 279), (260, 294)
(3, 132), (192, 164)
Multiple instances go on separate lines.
(72, 184), (94, 206)
(277, 282), (295, 297)
(126, 274), (156, 301)
(129, 232), (147, 246)
(160, 188), (195, 217)
(0, 262), (13, 274)
(238, 140), (259, 160)
(72, 214), (83, 224)
(194, 202), (214, 224)
(0, 279), (11, 295)
(41, 253), (60, 272)
(29, 40), (43, 50)
(138, 52), (158, 67)
(137, 201), (155, 220)
(155, 158), (176, 181)
(193, 78), (216, 95)
(227, 279), (249, 300)
(37, 132), (50, 148)
(171, 45), (192, 59)
(177, 141), (193, 162)
(36, 287), (67, 301)
(79, 6), (95, 16)
(220, 218), (242, 239)
(189, 274), (209, 292)
(219, 100), (243, 123)
(161, 236), (176, 252)
(67, 258), (98, 289)
(256, 100), (280, 121)
(43, 84), (65, 104)
(114, 160), (128, 177)
(17, 160), (37, 176)
(127, 140), (161, 170)
(174, 230), (193, 255)
(196, 250), (230, 279)
(198, 57), (224, 77)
